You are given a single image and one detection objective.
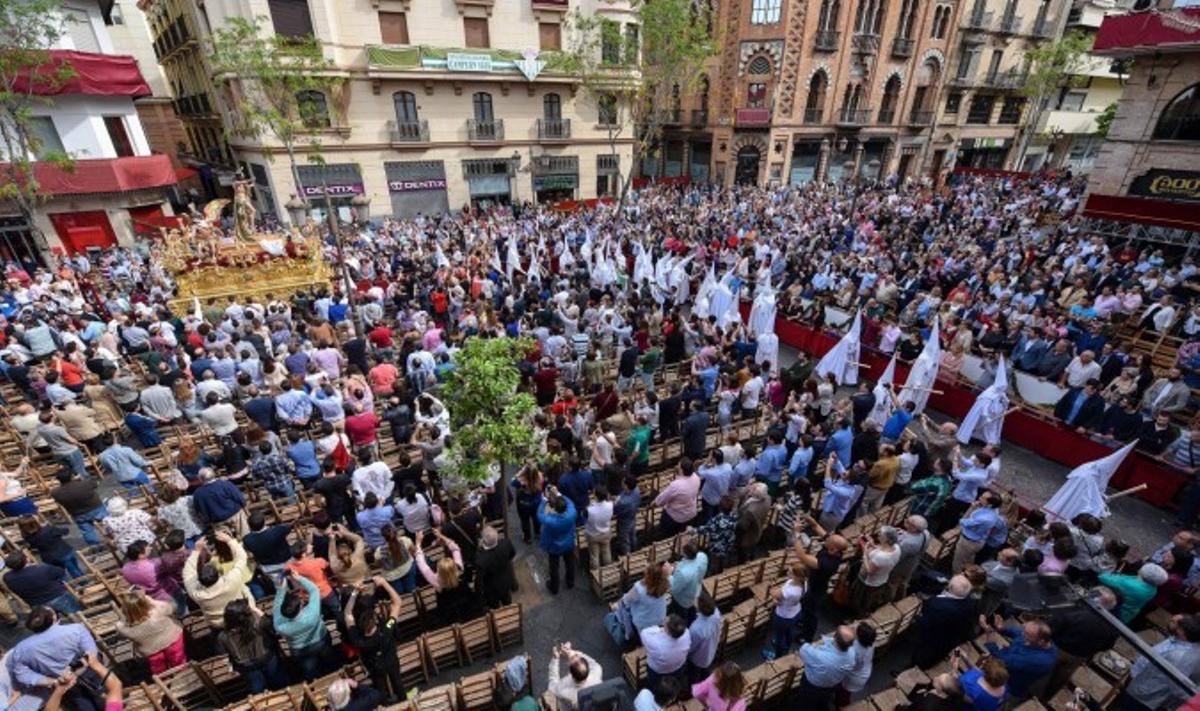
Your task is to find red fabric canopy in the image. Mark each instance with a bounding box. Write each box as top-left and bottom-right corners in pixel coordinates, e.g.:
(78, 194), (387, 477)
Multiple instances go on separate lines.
(31, 156), (177, 195)
(1083, 192), (1200, 232)
(1093, 8), (1200, 55)
(13, 50), (151, 97)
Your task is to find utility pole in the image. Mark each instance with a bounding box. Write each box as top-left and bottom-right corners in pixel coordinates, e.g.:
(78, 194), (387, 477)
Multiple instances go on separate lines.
(321, 180), (365, 339)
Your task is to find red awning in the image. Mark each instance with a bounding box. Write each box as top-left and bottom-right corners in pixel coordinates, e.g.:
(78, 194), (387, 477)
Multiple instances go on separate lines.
(1083, 192), (1200, 232)
(952, 166), (1031, 180)
(175, 167), (199, 181)
(28, 155), (178, 196)
(1093, 8), (1200, 55)
(13, 50), (151, 97)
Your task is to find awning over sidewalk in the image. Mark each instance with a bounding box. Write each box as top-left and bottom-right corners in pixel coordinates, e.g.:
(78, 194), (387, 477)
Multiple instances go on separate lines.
(29, 155), (177, 196)
(1083, 192), (1200, 232)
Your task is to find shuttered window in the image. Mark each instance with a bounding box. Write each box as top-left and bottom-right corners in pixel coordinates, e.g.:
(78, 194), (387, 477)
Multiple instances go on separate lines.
(268, 0), (315, 38)
(464, 17), (490, 48)
(539, 22), (561, 50)
(64, 8), (101, 53)
(379, 12), (409, 44)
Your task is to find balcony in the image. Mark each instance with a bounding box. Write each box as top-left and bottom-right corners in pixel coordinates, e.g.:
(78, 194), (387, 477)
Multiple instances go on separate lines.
(537, 118), (571, 140)
(836, 106), (871, 126)
(852, 33), (880, 54)
(965, 10), (993, 30)
(891, 37), (915, 58)
(467, 118), (504, 142)
(172, 94), (215, 119)
(877, 108), (896, 124)
(1032, 17), (1054, 37)
(1044, 109), (1099, 134)
(735, 107), (771, 127)
(691, 109), (708, 126)
(999, 13), (1023, 34)
(814, 30), (840, 51)
(985, 71), (1025, 89)
(907, 109), (934, 126)
(949, 73), (979, 87)
(388, 119), (429, 143)
(803, 108), (823, 124)
(661, 109), (683, 125)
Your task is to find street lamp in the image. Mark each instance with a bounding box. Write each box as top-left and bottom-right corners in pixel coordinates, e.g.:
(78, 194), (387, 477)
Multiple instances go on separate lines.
(350, 194), (372, 222)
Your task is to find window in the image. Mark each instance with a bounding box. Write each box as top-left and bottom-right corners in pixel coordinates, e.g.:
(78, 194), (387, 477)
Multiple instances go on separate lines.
(103, 116), (134, 157)
(931, 5), (950, 38)
(751, 0), (782, 23)
(394, 91), (418, 123)
(27, 117), (64, 160)
(544, 93), (562, 120)
(747, 83), (767, 108)
(108, 4), (124, 25)
(898, 0), (918, 38)
(986, 50), (1002, 80)
(598, 94), (618, 125)
(63, 7), (101, 53)
(748, 56), (772, 75)
(1059, 89), (1086, 112)
(601, 20), (620, 65)
(818, 0), (840, 30)
(296, 90), (330, 129)
(268, 0), (315, 39)
(379, 12), (409, 44)
(966, 94), (995, 124)
(998, 97), (1025, 123)
(464, 17), (490, 48)
(624, 24), (639, 63)
(955, 46), (976, 79)
(854, 0), (884, 33)
(539, 22), (561, 50)
(805, 72), (827, 119)
(944, 90), (961, 113)
(472, 92), (494, 122)
(1154, 83), (1200, 140)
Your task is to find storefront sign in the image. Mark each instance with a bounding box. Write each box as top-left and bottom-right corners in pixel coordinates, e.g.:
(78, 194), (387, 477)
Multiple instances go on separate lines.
(300, 183), (364, 198)
(446, 53), (493, 72)
(1129, 169), (1200, 202)
(388, 178), (448, 192)
(534, 174), (578, 191)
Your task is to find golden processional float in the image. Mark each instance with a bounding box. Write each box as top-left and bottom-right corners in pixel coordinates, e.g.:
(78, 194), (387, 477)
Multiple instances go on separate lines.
(159, 180), (334, 312)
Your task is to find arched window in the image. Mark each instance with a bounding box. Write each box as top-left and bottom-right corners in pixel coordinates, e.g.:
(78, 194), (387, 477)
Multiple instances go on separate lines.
(393, 91), (418, 123)
(699, 76), (710, 110)
(804, 72), (827, 121)
(296, 90), (329, 129)
(898, 0), (918, 38)
(1154, 84), (1200, 140)
(855, 0), (882, 33)
(879, 75), (901, 122)
(818, 0), (840, 31)
(543, 92), (561, 120)
(473, 92), (494, 121)
(748, 55), (772, 75)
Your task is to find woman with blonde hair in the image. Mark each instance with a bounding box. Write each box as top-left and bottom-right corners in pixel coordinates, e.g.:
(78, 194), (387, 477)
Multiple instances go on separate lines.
(172, 377), (198, 419)
(764, 562), (808, 660)
(115, 587), (186, 674)
(692, 661), (747, 711)
(414, 528), (477, 625)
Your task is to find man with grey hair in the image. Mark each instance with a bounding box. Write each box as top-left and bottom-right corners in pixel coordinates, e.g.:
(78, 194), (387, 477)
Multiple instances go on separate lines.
(191, 467), (248, 537)
(1099, 562), (1169, 623)
(475, 524), (516, 609)
(851, 525), (900, 616)
(912, 574), (977, 669)
(886, 515), (930, 602)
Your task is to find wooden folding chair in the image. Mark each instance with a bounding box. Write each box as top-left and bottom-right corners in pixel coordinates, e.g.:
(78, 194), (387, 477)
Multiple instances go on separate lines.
(193, 654), (248, 705)
(424, 626), (464, 675)
(590, 561), (624, 602)
(489, 604), (523, 649)
(893, 595), (922, 635)
(621, 648), (647, 689)
(392, 590), (423, 640)
(413, 683), (458, 711)
(718, 610), (751, 660)
(706, 568), (739, 606)
(458, 615), (497, 664)
(154, 661), (221, 709)
(124, 682), (167, 711)
(399, 638), (431, 689)
(456, 668), (499, 711)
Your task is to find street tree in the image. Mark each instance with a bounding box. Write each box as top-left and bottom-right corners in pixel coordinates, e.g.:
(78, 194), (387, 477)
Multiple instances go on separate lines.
(0, 0), (74, 261)
(564, 0), (716, 205)
(1016, 30), (1093, 169)
(209, 16), (337, 211)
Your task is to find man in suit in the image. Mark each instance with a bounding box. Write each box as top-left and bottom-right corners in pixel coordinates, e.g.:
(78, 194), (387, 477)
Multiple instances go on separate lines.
(1033, 339), (1073, 381)
(680, 401), (710, 460)
(1138, 412), (1181, 455)
(849, 382), (876, 428)
(1141, 368), (1191, 418)
(658, 386), (683, 440)
(1011, 327), (1050, 372)
(1054, 379), (1107, 433)
(1096, 343), (1127, 385)
(911, 574), (978, 669)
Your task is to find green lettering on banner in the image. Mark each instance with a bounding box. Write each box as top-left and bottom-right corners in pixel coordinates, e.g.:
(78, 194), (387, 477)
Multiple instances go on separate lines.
(446, 53), (494, 72)
(534, 175), (577, 191)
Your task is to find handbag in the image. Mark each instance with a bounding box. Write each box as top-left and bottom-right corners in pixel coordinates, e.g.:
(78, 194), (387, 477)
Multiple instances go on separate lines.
(424, 494), (445, 527)
(604, 599), (633, 647)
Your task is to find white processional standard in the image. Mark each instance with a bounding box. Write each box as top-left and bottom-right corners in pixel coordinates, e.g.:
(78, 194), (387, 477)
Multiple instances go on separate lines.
(1043, 441), (1138, 521)
(898, 316), (941, 414)
(866, 353), (899, 428)
(814, 309), (862, 386)
(957, 356), (1011, 446)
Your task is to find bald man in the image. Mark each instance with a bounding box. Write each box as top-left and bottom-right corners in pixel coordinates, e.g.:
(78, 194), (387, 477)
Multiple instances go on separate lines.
(793, 519), (850, 644)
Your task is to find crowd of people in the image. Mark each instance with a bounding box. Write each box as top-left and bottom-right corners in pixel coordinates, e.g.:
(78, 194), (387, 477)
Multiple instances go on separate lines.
(0, 174), (1194, 710)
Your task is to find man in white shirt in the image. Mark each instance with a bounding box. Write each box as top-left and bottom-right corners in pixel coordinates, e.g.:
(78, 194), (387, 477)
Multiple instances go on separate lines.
(642, 615), (691, 689)
(740, 365), (764, 417)
(1060, 350), (1101, 389)
(351, 458), (394, 503)
(547, 643), (603, 710)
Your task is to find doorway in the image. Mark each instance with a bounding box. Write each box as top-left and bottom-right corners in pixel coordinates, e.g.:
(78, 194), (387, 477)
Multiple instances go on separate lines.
(735, 146), (761, 185)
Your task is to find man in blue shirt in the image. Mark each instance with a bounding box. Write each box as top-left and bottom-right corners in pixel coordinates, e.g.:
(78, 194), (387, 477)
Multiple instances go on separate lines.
(940, 449), (991, 527)
(951, 492), (1003, 573)
(881, 398), (916, 443)
(981, 617), (1058, 700)
(822, 419), (853, 469)
(819, 455), (863, 531)
(557, 467), (594, 524)
(275, 381), (313, 427)
(797, 625), (857, 707)
(755, 432), (788, 496)
(697, 450), (733, 521)
(286, 433), (322, 485)
(696, 363), (719, 400)
(789, 435), (814, 484)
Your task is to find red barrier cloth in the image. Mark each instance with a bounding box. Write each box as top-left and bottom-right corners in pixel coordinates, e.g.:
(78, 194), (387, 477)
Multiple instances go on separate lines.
(1082, 193), (1200, 233)
(758, 308), (1186, 508)
(13, 50), (151, 97)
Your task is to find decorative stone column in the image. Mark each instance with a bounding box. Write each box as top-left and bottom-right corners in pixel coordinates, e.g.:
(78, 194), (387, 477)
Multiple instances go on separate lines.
(817, 138), (830, 182)
(852, 141), (865, 177)
(880, 139), (896, 181)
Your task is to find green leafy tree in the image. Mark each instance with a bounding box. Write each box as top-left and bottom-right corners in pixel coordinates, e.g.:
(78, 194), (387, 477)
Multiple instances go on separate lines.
(564, 0), (715, 205)
(1016, 30), (1093, 169)
(1094, 102), (1117, 138)
(209, 17), (336, 215)
(441, 338), (539, 503)
(0, 0), (75, 260)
